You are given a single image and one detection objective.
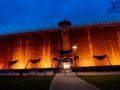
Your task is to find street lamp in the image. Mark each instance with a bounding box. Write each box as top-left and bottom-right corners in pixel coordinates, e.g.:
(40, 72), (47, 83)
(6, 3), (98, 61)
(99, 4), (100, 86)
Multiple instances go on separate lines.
(72, 45), (78, 75)
(72, 46), (77, 55)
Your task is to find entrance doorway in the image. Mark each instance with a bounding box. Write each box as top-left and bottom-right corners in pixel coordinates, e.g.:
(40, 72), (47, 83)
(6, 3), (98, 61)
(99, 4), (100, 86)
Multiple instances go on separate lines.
(58, 49), (73, 72)
(59, 58), (73, 72)
(62, 62), (72, 69)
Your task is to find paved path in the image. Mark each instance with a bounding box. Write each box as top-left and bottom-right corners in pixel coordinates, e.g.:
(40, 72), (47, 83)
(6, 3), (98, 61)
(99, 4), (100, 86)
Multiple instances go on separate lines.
(50, 72), (100, 90)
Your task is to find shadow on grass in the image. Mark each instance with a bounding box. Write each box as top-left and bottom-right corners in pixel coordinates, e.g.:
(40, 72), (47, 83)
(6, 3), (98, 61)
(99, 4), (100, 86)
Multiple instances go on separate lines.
(0, 76), (54, 90)
(78, 75), (120, 90)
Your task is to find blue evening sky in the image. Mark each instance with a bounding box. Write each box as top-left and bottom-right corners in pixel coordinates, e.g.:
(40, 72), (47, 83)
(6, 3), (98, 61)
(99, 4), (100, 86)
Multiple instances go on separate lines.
(0, 0), (120, 34)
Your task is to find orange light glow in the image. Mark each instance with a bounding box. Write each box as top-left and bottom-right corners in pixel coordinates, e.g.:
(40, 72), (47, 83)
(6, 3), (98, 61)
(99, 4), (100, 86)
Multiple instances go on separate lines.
(63, 62), (71, 69)
(0, 63), (3, 69)
(15, 63), (25, 69)
(41, 62), (51, 68)
(1, 23), (120, 69)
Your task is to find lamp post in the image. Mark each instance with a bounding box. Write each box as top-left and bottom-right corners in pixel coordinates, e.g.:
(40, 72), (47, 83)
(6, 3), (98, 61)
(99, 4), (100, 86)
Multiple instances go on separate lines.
(72, 45), (78, 76)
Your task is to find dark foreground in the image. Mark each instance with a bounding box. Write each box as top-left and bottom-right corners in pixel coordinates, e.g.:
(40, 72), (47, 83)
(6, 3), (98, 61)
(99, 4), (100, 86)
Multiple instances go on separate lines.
(0, 76), (54, 90)
(79, 75), (120, 90)
(0, 72), (120, 90)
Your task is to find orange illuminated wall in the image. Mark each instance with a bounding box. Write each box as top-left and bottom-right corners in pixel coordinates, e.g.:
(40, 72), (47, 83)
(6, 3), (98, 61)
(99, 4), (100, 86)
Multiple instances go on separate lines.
(0, 23), (120, 69)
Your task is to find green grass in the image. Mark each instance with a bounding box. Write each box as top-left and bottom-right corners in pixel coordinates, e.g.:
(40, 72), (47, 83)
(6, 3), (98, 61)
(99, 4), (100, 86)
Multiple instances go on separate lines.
(0, 76), (54, 90)
(78, 75), (120, 90)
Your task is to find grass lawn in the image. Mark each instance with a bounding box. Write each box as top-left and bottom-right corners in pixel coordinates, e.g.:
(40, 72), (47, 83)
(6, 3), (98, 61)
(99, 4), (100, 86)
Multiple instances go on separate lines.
(0, 76), (54, 90)
(78, 75), (120, 90)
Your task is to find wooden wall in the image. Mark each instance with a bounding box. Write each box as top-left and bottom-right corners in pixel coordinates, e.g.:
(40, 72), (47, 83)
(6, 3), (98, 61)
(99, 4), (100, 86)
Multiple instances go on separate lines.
(0, 23), (120, 69)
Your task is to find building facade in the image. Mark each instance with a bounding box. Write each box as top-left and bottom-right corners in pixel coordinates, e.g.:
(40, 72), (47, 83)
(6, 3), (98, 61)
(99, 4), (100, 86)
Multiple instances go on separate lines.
(0, 20), (120, 69)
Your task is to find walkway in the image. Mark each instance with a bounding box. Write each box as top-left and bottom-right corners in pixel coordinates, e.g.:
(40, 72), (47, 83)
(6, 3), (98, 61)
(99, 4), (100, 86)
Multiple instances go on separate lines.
(50, 72), (100, 90)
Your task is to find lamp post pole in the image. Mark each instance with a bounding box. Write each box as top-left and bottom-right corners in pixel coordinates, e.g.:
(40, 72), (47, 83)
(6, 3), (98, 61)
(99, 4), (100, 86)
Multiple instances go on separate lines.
(72, 45), (78, 76)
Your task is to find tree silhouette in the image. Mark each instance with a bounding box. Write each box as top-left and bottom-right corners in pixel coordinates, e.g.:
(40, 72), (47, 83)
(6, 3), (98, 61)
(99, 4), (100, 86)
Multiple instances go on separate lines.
(108, 0), (120, 13)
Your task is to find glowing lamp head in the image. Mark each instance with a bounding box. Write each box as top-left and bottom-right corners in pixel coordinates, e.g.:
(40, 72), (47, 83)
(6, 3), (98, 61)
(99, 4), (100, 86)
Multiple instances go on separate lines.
(72, 46), (77, 50)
